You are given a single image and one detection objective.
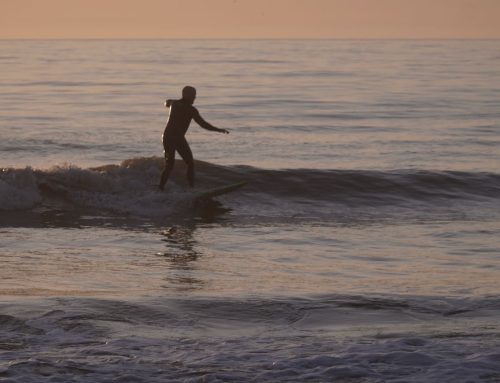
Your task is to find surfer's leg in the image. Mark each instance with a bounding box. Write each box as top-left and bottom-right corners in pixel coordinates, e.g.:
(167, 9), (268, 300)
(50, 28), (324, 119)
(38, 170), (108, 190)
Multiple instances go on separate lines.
(159, 142), (176, 190)
(177, 138), (194, 188)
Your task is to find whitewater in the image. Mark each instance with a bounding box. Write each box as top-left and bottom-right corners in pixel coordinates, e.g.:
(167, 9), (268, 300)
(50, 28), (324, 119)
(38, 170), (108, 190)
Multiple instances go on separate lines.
(1, 39), (500, 382)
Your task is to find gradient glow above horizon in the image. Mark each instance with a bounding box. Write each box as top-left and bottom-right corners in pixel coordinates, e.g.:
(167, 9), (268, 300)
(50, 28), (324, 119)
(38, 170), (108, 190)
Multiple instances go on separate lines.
(1, 0), (500, 39)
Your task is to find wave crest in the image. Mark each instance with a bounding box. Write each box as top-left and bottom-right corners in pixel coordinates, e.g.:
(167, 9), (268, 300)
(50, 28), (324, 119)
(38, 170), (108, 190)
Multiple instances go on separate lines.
(1, 157), (499, 217)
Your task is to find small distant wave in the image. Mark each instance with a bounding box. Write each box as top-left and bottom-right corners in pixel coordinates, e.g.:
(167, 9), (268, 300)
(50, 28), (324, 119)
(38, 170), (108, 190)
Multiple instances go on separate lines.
(0, 139), (128, 154)
(2, 80), (153, 88)
(1, 157), (499, 217)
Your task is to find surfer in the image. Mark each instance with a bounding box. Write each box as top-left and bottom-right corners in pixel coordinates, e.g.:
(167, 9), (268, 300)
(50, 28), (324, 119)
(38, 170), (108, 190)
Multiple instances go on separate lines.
(159, 86), (229, 190)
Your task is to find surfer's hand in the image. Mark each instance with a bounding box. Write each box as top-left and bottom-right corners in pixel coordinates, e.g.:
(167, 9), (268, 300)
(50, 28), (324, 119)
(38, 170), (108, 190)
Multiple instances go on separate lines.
(219, 128), (229, 134)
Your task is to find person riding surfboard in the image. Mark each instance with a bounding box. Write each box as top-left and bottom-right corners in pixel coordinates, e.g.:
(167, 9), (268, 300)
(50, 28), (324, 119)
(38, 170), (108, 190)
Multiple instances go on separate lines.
(159, 86), (229, 190)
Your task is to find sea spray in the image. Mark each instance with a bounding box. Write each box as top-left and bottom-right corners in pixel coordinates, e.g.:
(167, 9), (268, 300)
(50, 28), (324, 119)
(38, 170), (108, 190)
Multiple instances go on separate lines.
(0, 167), (41, 210)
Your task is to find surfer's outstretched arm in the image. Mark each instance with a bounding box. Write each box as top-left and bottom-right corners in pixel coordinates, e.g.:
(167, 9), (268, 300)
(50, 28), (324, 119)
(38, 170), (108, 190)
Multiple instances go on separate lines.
(164, 99), (174, 108)
(193, 108), (229, 134)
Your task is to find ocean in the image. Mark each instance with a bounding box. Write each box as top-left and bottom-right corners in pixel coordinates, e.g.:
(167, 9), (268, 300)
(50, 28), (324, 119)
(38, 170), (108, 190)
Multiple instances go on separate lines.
(1, 39), (500, 382)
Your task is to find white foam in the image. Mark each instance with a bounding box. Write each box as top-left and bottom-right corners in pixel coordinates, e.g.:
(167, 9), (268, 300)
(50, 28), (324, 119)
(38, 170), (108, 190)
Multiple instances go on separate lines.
(0, 167), (41, 210)
(37, 160), (196, 217)
(69, 187), (194, 217)
(2, 296), (500, 382)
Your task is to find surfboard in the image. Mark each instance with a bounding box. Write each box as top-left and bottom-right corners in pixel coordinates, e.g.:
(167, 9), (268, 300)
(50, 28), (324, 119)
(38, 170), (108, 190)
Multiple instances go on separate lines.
(194, 181), (247, 201)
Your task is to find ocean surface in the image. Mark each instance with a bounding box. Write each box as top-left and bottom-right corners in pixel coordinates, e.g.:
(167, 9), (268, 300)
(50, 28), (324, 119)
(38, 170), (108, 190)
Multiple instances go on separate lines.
(1, 39), (500, 382)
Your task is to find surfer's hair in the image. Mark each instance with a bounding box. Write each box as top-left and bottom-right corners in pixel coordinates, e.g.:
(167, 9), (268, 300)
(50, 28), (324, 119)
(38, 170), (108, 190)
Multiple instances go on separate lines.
(182, 86), (196, 99)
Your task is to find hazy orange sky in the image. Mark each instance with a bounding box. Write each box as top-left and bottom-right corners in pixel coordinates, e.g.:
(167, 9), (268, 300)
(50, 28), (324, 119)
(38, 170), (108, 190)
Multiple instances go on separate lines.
(1, 0), (499, 39)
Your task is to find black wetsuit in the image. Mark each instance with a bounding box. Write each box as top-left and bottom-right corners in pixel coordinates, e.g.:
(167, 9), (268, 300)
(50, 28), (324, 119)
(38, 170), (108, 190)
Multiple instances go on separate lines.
(160, 98), (219, 189)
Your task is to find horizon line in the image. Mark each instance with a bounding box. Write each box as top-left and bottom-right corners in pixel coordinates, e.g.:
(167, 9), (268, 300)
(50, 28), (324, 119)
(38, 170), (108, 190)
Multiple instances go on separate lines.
(2, 37), (500, 41)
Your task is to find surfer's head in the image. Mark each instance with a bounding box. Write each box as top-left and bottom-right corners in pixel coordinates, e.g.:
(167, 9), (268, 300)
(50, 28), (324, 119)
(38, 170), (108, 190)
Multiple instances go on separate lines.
(182, 86), (196, 105)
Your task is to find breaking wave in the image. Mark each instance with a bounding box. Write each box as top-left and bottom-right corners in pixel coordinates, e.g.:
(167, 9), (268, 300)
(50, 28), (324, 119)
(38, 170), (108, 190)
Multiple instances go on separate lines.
(1, 157), (499, 217)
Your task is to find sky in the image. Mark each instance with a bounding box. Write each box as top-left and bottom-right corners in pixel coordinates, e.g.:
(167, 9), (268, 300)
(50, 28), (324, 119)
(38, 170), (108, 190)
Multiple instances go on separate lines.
(1, 0), (499, 39)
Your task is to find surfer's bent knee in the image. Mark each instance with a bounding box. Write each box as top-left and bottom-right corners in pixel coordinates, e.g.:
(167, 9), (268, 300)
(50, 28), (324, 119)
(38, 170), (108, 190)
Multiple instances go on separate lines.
(165, 156), (175, 170)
